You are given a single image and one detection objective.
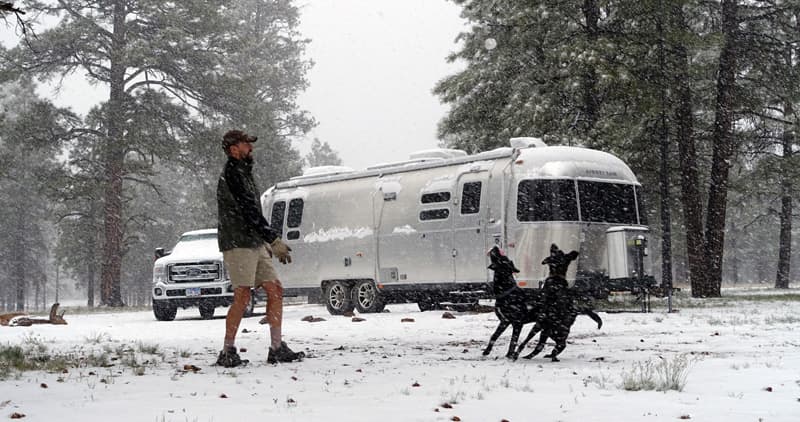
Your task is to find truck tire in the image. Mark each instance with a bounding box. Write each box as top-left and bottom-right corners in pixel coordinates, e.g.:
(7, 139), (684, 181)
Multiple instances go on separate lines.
(153, 300), (177, 321)
(324, 281), (355, 315)
(199, 302), (215, 319)
(352, 280), (385, 313)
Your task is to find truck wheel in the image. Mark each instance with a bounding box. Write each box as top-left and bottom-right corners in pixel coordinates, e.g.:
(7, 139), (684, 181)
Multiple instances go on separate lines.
(199, 302), (215, 319)
(153, 300), (177, 321)
(352, 280), (385, 313)
(324, 281), (354, 315)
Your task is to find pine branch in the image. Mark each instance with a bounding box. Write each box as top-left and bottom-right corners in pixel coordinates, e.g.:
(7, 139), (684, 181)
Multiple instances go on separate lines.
(1, 1), (34, 41)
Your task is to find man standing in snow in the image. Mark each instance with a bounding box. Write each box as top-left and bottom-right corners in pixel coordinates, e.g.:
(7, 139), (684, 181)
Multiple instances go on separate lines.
(215, 129), (304, 367)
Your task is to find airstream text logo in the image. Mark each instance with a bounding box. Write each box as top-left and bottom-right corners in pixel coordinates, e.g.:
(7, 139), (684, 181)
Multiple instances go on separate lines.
(585, 169), (618, 177)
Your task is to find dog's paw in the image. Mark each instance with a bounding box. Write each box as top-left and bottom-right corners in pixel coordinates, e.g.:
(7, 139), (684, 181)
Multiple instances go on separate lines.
(550, 357), (560, 362)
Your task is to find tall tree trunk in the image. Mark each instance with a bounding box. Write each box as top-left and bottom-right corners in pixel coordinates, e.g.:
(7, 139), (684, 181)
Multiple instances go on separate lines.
(581, 0), (600, 140)
(13, 216), (25, 311)
(657, 15), (673, 290)
(701, 0), (738, 298)
(672, 3), (704, 289)
(775, 102), (793, 289)
(100, 0), (127, 307)
(34, 278), (40, 310)
(730, 231), (739, 284)
(88, 253), (96, 308)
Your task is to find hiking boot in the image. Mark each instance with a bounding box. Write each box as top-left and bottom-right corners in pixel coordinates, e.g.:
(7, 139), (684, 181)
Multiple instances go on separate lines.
(216, 346), (244, 368)
(267, 341), (305, 363)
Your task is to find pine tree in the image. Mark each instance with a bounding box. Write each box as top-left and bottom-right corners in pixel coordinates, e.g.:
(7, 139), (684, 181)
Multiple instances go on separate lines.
(0, 79), (70, 310)
(305, 138), (343, 167)
(3, 0), (312, 306)
(437, 0), (797, 294)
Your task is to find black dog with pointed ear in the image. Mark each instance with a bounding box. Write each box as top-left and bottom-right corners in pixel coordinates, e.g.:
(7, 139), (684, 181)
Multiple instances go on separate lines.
(487, 246), (521, 293)
(514, 243), (603, 362)
(482, 246), (543, 359)
(542, 243), (579, 278)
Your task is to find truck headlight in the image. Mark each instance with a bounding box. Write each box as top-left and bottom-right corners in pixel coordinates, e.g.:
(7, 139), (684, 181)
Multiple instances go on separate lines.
(153, 264), (167, 284)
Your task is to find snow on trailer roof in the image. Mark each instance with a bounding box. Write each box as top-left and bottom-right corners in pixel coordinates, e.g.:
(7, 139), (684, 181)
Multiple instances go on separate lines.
(273, 138), (637, 189)
(274, 146), (516, 189)
(515, 146), (639, 183)
(407, 148), (467, 160)
(290, 165), (356, 180)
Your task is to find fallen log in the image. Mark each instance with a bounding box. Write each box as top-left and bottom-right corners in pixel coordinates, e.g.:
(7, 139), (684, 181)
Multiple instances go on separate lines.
(0, 312), (26, 326)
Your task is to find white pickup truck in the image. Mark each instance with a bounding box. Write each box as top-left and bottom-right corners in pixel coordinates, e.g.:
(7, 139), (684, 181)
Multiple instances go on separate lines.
(151, 228), (259, 321)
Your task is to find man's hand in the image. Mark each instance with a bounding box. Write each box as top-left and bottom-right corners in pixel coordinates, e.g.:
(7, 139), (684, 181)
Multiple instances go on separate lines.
(270, 238), (292, 264)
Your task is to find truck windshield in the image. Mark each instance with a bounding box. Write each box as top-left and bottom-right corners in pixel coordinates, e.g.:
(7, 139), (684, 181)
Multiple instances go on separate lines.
(178, 233), (217, 242)
(577, 181), (639, 224)
(173, 233), (218, 253)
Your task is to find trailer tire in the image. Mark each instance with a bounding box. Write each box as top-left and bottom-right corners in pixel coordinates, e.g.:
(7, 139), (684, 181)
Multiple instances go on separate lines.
(324, 281), (355, 315)
(417, 300), (441, 312)
(153, 300), (177, 321)
(199, 302), (215, 320)
(352, 280), (385, 313)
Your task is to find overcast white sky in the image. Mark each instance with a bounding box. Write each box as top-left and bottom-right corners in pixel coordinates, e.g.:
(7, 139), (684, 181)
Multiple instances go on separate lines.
(1, 0), (467, 170)
(296, 0), (465, 169)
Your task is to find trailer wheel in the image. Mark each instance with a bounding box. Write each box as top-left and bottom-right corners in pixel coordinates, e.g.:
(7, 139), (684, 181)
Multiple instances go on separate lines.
(199, 302), (215, 320)
(417, 299), (441, 312)
(352, 280), (385, 313)
(153, 300), (177, 321)
(324, 281), (355, 315)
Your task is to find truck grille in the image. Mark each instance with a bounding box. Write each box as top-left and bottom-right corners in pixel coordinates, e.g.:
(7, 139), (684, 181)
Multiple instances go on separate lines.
(168, 261), (221, 283)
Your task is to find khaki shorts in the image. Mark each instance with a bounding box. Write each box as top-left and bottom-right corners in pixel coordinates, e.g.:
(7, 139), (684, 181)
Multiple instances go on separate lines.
(223, 245), (279, 288)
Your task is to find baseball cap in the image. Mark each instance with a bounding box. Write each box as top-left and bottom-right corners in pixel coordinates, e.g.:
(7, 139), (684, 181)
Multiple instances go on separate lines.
(222, 129), (258, 149)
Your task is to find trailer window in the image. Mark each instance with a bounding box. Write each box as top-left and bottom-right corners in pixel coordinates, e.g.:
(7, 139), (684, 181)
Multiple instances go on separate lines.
(420, 209), (450, 220)
(421, 192), (451, 204)
(460, 182), (482, 214)
(287, 198), (304, 228)
(578, 181), (638, 224)
(635, 187), (648, 225)
(517, 180), (578, 221)
(270, 201), (286, 235)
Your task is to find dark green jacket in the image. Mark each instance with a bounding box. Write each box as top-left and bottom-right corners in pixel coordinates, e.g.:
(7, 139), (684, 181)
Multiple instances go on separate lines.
(217, 156), (279, 251)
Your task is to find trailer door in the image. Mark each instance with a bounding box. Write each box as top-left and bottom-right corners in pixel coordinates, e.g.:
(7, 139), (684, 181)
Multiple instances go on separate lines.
(453, 172), (489, 283)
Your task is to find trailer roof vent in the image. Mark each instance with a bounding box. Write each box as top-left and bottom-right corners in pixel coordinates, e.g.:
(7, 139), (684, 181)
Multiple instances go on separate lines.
(510, 137), (547, 149)
(291, 165), (355, 180)
(408, 148), (468, 160)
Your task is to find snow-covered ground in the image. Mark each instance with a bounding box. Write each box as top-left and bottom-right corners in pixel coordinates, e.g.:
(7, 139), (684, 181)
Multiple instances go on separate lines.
(1, 291), (799, 422)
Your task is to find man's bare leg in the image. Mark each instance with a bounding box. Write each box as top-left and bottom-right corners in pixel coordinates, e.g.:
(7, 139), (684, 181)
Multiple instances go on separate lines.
(261, 280), (283, 350)
(224, 287), (252, 348)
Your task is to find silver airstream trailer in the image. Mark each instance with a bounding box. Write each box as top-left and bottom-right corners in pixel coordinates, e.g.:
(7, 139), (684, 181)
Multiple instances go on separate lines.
(261, 138), (654, 315)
